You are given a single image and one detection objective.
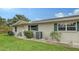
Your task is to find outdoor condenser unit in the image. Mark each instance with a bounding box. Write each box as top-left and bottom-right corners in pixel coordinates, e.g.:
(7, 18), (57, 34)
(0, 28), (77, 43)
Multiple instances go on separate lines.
(35, 31), (42, 39)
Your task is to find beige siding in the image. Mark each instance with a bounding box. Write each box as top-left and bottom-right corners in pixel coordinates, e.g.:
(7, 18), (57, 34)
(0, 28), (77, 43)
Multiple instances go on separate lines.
(13, 25), (28, 33)
(12, 25), (28, 38)
(17, 25), (28, 32)
(60, 32), (79, 43)
(38, 22), (54, 39)
(38, 21), (79, 44)
(13, 20), (79, 48)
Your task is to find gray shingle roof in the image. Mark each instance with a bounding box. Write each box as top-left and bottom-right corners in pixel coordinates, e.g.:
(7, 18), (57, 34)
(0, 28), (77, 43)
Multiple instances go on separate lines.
(31, 15), (79, 23)
(12, 15), (79, 26)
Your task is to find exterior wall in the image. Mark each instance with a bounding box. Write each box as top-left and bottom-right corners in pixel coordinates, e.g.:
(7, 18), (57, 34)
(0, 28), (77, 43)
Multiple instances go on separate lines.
(60, 32), (79, 43)
(12, 25), (28, 38)
(60, 32), (79, 48)
(38, 22), (54, 39)
(38, 21), (79, 44)
(12, 20), (79, 48)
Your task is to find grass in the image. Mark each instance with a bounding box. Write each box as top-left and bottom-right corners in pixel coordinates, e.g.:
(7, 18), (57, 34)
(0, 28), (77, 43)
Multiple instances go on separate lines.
(0, 34), (79, 51)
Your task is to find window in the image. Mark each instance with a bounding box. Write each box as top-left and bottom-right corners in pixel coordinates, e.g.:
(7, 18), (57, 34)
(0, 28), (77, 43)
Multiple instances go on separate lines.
(58, 24), (66, 31)
(77, 22), (79, 31)
(15, 26), (17, 32)
(28, 25), (30, 30)
(54, 22), (77, 31)
(28, 25), (38, 31)
(67, 23), (76, 31)
(31, 25), (38, 31)
(54, 23), (57, 31)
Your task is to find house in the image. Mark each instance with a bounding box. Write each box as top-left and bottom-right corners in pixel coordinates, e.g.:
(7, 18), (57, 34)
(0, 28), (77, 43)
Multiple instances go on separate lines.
(12, 15), (79, 47)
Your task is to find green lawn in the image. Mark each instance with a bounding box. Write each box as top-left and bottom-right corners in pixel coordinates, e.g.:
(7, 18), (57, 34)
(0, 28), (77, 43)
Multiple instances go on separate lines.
(0, 34), (79, 51)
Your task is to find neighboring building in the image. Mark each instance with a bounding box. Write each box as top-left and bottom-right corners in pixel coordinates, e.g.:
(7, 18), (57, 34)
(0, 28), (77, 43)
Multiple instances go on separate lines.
(12, 15), (79, 47)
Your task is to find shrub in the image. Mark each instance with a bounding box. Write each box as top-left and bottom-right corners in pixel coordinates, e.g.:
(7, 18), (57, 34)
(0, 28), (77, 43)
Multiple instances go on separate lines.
(0, 25), (12, 33)
(50, 31), (61, 42)
(24, 31), (33, 38)
(8, 31), (14, 36)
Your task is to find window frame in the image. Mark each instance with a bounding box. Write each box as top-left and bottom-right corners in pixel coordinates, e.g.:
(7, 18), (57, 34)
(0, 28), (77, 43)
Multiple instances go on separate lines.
(57, 23), (66, 31)
(28, 25), (38, 31)
(66, 22), (77, 31)
(15, 26), (17, 32)
(54, 21), (77, 32)
(77, 21), (79, 31)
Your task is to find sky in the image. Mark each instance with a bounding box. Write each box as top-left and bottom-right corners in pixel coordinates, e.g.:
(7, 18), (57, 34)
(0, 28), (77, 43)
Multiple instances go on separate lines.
(0, 8), (79, 21)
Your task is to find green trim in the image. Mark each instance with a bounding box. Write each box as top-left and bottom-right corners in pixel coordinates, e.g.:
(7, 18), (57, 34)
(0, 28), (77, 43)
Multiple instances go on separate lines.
(28, 25), (38, 31)
(54, 23), (57, 31)
(77, 22), (79, 31)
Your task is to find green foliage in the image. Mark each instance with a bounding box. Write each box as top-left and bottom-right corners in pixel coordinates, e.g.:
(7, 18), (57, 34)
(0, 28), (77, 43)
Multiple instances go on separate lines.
(15, 14), (30, 21)
(24, 31), (33, 38)
(7, 14), (30, 25)
(0, 25), (11, 33)
(50, 31), (61, 42)
(8, 31), (14, 36)
(0, 16), (12, 33)
(0, 16), (6, 25)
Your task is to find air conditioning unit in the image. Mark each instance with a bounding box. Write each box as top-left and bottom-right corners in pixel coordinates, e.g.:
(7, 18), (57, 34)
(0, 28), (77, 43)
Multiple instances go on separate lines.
(35, 31), (43, 39)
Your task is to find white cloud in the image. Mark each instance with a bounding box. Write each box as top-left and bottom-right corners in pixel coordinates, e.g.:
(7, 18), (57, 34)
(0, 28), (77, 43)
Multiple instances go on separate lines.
(68, 9), (79, 16)
(3, 8), (12, 9)
(55, 12), (65, 17)
(73, 9), (79, 15)
(68, 13), (73, 16)
(55, 9), (79, 18)
(34, 18), (41, 20)
(0, 8), (15, 11)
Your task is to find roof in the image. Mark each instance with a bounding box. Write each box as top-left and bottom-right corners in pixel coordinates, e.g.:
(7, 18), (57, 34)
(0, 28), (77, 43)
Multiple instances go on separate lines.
(12, 20), (28, 26)
(12, 15), (79, 26)
(31, 15), (79, 24)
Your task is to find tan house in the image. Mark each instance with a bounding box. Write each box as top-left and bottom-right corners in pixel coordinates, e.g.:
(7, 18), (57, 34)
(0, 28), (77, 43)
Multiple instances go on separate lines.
(12, 15), (79, 47)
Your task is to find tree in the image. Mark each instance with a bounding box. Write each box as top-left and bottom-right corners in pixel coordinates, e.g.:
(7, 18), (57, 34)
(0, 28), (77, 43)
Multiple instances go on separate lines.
(50, 31), (61, 42)
(0, 16), (6, 25)
(0, 16), (11, 33)
(7, 14), (30, 25)
(15, 14), (30, 21)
